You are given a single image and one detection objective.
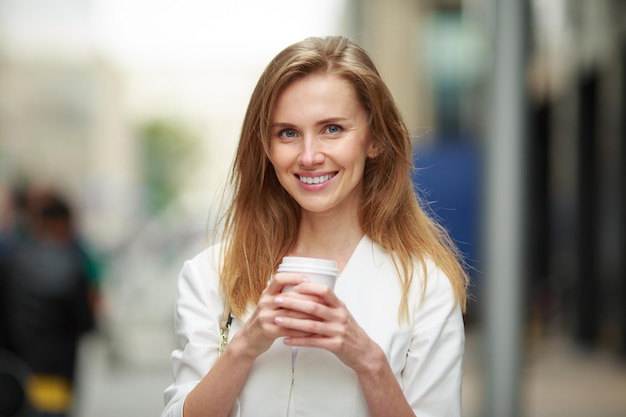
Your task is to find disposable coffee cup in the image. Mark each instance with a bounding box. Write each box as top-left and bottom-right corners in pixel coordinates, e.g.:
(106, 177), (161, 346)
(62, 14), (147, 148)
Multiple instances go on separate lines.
(278, 256), (339, 292)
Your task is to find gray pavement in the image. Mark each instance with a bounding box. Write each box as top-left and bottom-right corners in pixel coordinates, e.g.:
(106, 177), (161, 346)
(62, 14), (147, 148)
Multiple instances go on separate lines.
(72, 327), (626, 417)
(73, 333), (172, 417)
(462, 328), (626, 417)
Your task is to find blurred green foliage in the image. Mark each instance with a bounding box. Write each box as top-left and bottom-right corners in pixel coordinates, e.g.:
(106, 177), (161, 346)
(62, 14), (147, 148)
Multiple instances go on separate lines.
(139, 120), (199, 214)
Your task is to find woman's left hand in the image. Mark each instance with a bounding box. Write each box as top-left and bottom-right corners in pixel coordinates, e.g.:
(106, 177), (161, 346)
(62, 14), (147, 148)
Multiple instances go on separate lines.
(273, 282), (376, 373)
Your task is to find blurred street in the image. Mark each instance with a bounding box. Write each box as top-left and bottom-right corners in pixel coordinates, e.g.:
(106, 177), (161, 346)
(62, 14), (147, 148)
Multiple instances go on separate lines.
(71, 325), (626, 417)
(462, 328), (626, 417)
(74, 333), (172, 417)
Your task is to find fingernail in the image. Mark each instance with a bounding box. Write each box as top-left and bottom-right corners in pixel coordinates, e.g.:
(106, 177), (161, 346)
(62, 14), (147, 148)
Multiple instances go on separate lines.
(275, 297), (284, 304)
(275, 316), (284, 324)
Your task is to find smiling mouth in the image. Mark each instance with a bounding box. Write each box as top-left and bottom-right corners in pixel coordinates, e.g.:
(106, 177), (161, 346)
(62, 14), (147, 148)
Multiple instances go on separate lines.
(297, 173), (336, 185)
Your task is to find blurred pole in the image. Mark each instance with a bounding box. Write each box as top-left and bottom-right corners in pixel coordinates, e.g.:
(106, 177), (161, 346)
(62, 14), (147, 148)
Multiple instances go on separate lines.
(483, 0), (527, 417)
(621, 37), (626, 359)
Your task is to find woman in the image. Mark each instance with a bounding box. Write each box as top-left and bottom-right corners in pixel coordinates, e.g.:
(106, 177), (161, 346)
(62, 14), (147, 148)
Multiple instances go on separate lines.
(162, 36), (468, 417)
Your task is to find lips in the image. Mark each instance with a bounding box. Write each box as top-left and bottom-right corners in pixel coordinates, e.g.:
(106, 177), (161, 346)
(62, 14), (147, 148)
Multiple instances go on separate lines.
(297, 172), (336, 185)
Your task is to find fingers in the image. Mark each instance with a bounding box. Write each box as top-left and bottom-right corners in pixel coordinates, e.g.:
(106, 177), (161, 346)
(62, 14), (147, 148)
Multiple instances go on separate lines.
(284, 282), (341, 308)
(238, 298), (311, 356)
(246, 277), (341, 354)
(265, 272), (310, 295)
(273, 288), (344, 326)
(260, 273), (322, 320)
(250, 275), (318, 335)
(269, 287), (372, 372)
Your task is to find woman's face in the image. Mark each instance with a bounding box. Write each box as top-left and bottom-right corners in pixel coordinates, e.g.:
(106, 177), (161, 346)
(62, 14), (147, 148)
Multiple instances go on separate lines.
(269, 73), (379, 218)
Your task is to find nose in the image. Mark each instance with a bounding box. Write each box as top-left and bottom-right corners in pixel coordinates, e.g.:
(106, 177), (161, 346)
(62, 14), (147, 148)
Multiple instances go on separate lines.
(298, 135), (324, 166)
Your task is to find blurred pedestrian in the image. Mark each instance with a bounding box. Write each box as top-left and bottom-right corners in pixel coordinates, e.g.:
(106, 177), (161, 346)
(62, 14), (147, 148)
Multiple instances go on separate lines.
(0, 187), (95, 417)
(0, 183), (28, 257)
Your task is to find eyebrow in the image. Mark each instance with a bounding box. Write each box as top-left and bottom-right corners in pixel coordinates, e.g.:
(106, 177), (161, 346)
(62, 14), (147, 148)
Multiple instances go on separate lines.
(271, 117), (350, 128)
(270, 122), (295, 129)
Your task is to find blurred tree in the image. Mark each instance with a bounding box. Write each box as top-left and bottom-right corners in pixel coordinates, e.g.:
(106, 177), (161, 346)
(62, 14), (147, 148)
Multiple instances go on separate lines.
(139, 120), (199, 214)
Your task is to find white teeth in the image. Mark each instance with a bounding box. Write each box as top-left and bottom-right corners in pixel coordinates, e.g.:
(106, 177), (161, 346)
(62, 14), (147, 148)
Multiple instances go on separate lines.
(298, 173), (334, 184)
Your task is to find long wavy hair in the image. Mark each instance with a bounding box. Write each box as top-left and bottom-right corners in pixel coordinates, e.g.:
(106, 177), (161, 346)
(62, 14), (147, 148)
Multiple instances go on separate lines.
(216, 36), (468, 321)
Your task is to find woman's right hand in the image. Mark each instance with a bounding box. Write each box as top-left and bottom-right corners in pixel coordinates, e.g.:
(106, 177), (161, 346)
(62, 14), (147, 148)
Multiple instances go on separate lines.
(229, 272), (318, 359)
(182, 274), (314, 417)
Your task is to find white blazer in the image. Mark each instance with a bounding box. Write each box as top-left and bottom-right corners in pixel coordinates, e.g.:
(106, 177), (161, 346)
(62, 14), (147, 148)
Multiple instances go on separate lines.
(162, 236), (464, 417)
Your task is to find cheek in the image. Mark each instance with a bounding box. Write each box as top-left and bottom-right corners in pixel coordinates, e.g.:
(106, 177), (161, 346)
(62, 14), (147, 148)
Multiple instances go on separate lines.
(269, 156), (294, 188)
(340, 145), (370, 170)
(269, 153), (290, 176)
(268, 145), (286, 169)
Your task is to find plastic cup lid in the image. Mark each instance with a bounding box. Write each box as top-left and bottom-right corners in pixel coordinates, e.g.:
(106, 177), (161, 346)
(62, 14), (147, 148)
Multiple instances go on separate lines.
(277, 256), (339, 276)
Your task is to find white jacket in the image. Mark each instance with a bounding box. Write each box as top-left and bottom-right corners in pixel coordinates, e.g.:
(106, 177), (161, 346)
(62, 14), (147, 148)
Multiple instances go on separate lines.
(162, 236), (464, 417)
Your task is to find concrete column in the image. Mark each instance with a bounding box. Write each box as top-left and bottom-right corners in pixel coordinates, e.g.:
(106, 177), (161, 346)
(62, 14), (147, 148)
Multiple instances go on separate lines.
(483, 0), (527, 416)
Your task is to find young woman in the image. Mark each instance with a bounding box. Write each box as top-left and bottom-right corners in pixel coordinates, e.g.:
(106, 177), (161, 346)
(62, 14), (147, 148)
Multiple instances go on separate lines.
(162, 36), (468, 417)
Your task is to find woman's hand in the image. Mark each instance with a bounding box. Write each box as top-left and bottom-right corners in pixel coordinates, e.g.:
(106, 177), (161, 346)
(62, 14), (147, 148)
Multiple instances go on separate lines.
(229, 272), (321, 360)
(272, 283), (377, 373)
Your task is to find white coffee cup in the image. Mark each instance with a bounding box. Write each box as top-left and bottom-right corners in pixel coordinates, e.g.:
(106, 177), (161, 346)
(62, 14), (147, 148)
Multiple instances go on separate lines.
(278, 256), (339, 292)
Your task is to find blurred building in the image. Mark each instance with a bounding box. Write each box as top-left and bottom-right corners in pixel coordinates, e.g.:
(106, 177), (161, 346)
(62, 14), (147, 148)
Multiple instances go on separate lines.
(349, 0), (626, 356)
(0, 1), (140, 251)
(0, 0), (352, 368)
(528, 0), (626, 354)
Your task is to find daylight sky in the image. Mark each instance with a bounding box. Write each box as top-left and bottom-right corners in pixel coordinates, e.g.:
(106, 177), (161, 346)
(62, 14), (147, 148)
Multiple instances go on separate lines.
(0, 0), (347, 68)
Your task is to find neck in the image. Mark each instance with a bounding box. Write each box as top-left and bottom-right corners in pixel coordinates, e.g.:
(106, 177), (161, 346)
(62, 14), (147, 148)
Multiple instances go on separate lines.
(290, 211), (363, 271)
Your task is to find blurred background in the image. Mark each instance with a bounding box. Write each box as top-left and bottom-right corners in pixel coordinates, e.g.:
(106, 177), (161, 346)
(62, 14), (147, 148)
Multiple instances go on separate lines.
(0, 0), (624, 416)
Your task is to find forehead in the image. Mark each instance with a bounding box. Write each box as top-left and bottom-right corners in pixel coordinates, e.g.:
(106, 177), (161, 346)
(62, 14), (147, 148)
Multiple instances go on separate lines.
(272, 74), (363, 118)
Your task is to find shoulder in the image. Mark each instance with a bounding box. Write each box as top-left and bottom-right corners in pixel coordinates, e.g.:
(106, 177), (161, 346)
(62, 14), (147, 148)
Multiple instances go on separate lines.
(367, 237), (458, 306)
(176, 243), (224, 296)
(183, 242), (223, 276)
(420, 259), (456, 298)
(410, 258), (462, 327)
(367, 237), (453, 292)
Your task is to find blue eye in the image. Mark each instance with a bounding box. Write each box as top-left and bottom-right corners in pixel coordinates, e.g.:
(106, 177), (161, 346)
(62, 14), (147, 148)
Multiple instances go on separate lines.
(326, 124), (341, 134)
(279, 129), (298, 138)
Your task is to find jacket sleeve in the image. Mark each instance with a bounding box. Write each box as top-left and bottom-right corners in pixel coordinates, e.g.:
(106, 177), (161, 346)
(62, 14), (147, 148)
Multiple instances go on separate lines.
(161, 250), (225, 417)
(402, 265), (465, 417)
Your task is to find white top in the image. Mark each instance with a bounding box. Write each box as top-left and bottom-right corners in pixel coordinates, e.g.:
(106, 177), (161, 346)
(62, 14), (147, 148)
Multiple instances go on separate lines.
(161, 236), (464, 417)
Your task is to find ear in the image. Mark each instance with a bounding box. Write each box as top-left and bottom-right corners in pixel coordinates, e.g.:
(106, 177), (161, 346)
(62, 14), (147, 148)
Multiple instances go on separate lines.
(367, 142), (382, 159)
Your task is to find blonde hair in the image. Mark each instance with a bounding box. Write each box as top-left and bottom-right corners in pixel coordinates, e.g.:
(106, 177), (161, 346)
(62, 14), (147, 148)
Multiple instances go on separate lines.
(217, 36), (468, 321)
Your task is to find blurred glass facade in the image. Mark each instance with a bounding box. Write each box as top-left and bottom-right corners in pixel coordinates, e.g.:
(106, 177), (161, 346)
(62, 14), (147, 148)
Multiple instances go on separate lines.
(1, 0), (625, 416)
